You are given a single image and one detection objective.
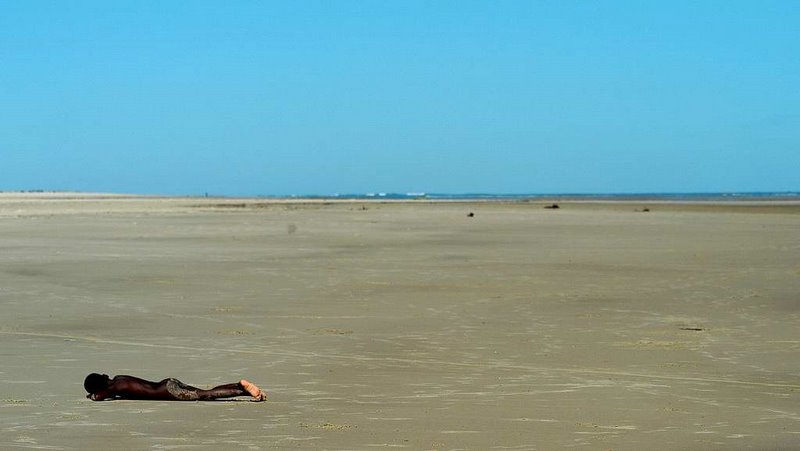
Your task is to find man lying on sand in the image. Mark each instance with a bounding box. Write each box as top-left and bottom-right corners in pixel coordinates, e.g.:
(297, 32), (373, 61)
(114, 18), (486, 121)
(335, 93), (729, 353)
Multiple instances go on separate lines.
(84, 373), (266, 402)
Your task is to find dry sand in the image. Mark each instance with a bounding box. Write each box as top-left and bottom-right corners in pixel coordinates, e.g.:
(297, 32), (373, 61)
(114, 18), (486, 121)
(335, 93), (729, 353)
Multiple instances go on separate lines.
(0, 195), (799, 450)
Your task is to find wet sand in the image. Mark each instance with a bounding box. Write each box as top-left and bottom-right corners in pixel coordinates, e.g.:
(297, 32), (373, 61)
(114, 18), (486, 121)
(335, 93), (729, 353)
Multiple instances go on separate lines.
(1, 195), (799, 450)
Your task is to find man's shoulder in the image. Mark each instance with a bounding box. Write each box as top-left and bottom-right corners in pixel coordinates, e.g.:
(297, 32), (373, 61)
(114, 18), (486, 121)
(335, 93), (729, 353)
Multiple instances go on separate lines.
(112, 375), (142, 382)
(110, 375), (140, 387)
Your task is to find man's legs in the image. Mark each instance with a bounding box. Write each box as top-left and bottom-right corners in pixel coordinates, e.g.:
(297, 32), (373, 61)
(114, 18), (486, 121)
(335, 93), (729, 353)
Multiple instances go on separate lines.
(196, 380), (265, 401)
(154, 378), (264, 401)
(195, 382), (247, 400)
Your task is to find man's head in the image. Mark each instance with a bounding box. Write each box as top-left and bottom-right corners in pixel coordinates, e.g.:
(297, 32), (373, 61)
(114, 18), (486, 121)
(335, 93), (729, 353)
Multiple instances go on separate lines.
(84, 373), (110, 394)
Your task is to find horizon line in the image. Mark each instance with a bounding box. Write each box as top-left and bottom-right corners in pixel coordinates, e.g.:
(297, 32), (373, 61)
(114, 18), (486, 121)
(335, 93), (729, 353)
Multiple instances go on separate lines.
(2, 189), (799, 200)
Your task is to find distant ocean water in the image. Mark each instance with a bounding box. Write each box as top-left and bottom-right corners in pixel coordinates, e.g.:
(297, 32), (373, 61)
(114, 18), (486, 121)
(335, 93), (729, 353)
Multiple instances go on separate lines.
(274, 192), (800, 201)
(9, 190), (797, 201)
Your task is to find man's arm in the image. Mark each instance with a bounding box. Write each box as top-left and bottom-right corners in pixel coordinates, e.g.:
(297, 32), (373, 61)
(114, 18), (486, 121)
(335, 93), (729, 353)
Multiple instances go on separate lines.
(88, 376), (124, 401)
(87, 390), (112, 401)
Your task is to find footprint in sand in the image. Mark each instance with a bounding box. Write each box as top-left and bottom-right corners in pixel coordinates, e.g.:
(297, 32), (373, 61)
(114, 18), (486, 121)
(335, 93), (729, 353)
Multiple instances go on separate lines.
(310, 328), (354, 335)
(299, 422), (355, 431)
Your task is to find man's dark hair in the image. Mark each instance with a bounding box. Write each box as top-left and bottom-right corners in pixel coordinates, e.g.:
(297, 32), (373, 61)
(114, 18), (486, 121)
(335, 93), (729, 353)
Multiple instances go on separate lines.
(84, 373), (109, 393)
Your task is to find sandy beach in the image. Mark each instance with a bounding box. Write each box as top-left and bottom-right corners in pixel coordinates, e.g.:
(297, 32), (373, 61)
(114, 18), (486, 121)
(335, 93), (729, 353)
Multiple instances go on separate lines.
(0, 194), (798, 450)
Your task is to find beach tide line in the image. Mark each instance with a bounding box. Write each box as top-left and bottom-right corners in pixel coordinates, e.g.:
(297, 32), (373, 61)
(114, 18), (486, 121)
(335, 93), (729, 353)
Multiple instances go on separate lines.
(2, 330), (799, 390)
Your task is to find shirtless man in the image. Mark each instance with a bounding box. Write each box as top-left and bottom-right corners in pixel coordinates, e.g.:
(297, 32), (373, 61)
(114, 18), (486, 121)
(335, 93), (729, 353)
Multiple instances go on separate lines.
(84, 373), (266, 402)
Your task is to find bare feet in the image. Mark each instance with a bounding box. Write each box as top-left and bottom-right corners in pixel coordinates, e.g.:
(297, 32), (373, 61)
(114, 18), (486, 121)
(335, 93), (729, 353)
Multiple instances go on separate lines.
(240, 379), (266, 402)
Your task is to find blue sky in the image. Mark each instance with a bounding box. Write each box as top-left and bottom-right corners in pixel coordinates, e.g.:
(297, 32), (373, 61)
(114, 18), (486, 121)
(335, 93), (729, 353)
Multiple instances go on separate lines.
(1, 1), (798, 195)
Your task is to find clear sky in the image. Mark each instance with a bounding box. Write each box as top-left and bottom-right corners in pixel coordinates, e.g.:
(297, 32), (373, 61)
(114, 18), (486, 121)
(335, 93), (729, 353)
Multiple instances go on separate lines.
(1, 1), (798, 196)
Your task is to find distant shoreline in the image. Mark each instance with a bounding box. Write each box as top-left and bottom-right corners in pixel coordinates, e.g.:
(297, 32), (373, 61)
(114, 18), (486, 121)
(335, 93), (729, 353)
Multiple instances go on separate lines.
(2, 192), (800, 217)
(1, 191), (798, 202)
